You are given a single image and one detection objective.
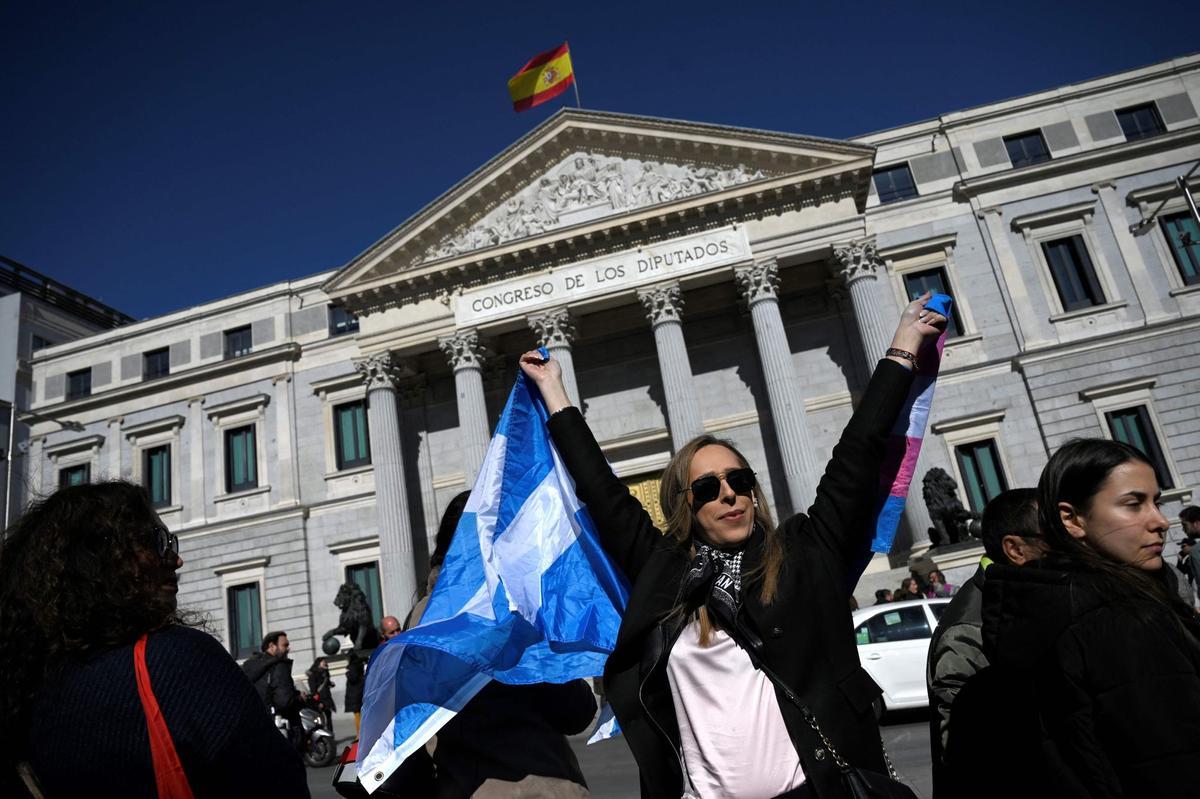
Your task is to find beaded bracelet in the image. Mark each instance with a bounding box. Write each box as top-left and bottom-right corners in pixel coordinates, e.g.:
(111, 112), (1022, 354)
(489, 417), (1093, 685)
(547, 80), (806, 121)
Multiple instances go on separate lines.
(885, 347), (919, 370)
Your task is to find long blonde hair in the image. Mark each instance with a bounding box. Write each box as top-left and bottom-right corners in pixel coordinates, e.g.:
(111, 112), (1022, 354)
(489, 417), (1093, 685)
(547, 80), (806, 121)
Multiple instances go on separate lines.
(658, 435), (785, 644)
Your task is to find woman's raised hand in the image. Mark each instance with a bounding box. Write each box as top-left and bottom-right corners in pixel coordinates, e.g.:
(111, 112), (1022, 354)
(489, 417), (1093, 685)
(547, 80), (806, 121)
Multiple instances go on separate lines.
(887, 291), (948, 369)
(519, 350), (572, 414)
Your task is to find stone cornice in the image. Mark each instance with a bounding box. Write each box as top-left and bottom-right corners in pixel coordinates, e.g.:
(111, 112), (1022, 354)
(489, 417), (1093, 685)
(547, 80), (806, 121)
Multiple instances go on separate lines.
(953, 126), (1200, 201)
(24, 343), (300, 420)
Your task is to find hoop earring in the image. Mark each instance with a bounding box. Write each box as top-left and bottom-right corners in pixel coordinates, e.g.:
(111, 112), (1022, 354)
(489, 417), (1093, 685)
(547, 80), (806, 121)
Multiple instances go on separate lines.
(753, 497), (760, 510)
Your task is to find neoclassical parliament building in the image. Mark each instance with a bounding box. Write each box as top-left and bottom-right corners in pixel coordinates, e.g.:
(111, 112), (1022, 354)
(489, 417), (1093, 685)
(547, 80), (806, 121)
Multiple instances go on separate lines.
(16, 54), (1200, 681)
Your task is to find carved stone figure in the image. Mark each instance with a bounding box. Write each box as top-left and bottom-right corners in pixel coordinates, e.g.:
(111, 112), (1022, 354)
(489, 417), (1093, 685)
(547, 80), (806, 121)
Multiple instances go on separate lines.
(418, 154), (771, 264)
(320, 581), (380, 654)
(922, 467), (981, 547)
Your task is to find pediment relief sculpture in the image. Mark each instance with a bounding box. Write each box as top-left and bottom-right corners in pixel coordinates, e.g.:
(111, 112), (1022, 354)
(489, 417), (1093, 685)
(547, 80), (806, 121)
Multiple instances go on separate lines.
(418, 152), (768, 265)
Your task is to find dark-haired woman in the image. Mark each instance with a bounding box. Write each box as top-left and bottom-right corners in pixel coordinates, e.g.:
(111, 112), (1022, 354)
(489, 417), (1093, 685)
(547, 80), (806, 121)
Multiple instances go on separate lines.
(953, 439), (1200, 797)
(0, 481), (307, 798)
(519, 295), (946, 798)
(307, 656), (336, 735)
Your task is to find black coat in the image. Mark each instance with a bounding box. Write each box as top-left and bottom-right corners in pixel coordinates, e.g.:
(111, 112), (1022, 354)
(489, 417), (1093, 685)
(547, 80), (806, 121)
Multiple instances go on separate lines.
(949, 560), (1200, 798)
(547, 358), (914, 798)
(25, 626), (307, 798)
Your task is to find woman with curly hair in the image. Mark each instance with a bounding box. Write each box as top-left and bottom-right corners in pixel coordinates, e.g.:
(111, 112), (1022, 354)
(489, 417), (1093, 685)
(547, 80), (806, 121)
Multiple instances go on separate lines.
(0, 481), (307, 798)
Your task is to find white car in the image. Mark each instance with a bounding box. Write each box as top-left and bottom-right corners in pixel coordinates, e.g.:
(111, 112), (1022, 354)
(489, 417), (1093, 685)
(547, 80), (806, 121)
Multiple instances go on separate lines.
(851, 597), (951, 713)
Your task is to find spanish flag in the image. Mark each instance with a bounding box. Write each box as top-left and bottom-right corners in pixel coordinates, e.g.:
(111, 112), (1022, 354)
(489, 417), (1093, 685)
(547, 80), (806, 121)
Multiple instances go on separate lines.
(507, 43), (575, 112)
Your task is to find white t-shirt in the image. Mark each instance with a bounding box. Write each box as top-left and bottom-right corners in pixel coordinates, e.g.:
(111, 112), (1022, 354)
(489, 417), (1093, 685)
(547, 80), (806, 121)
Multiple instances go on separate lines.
(666, 620), (806, 798)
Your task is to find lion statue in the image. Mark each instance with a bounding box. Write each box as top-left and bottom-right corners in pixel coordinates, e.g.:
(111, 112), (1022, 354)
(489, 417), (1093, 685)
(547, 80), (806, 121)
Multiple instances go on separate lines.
(922, 467), (980, 547)
(320, 581), (380, 654)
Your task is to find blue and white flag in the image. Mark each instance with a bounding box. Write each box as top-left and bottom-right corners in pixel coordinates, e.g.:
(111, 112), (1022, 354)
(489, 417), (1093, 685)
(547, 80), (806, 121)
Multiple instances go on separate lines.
(356, 350), (629, 790)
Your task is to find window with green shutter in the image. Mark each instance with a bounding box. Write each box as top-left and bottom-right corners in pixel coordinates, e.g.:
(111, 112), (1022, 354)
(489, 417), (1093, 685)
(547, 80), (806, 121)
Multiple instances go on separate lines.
(346, 562), (383, 625)
(227, 583), (262, 660)
(144, 445), (171, 508)
(59, 463), (90, 488)
(955, 439), (1009, 515)
(1105, 406), (1174, 490)
(334, 401), (371, 470)
(225, 425), (257, 493)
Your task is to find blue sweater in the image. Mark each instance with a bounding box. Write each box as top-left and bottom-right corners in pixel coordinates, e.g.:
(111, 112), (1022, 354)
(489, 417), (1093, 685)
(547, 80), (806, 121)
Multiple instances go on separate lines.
(27, 625), (309, 798)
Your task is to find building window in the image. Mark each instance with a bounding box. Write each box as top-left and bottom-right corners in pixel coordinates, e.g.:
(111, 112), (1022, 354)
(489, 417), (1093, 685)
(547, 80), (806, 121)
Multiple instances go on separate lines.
(1116, 103), (1165, 141)
(227, 583), (263, 660)
(1160, 212), (1200, 286)
(333, 401), (371, 470)
(955, 439), (1009, 515)
(143, 348), (170, 380)
(224, 326), (253, 359)
(66, 368), (92, 400)
(1105, 406), (1175, 490)
(902, 267), (963, 337)
(873, 164), (918, 205)
(329, 305), (360, 336)
(346, 562), (383, 625)
(1041, 235), (1106, 311)
(144, 445), (172, 508)
(59, 463), (91, 488)
(1003, 130), (1051, 168)
(224, 425), (258, 493)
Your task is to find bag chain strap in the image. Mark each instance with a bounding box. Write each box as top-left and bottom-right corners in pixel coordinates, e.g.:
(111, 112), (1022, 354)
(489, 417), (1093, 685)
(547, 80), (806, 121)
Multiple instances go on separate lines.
(798, 705), (901, 781)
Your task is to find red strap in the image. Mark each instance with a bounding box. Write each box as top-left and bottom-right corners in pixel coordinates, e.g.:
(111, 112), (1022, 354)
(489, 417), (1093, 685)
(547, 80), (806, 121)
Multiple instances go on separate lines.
(134, 634), (196, 799)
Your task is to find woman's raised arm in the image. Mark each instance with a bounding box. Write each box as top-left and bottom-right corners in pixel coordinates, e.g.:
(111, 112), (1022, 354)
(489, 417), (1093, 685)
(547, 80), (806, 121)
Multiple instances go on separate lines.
(803, 293), (947, 584)
(520, 350), (662, 582)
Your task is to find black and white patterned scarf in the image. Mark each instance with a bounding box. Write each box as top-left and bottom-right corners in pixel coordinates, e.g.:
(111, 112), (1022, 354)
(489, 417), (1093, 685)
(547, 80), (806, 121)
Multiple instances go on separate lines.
(679, 543), (757, 645)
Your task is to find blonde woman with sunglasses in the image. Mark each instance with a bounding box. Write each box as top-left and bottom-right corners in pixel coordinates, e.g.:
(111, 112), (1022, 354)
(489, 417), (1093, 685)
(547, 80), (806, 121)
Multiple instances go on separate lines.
(519, 293), (946, 799)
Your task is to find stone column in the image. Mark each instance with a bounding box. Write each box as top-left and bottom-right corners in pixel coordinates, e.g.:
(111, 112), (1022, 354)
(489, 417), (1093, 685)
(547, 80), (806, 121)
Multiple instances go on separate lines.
(833, 239), (934, 550)
(26, 436), (44, 498)
(735, 259), (820, 510)
(528, 307), (581, 408)
(438, 330), (492, 486)
(355, 353), (418, 616)
(186, 398), (207, 524)
(638, 282), (704, 450)
(105, 417), (123, 480)
(272, 374), (299, 506)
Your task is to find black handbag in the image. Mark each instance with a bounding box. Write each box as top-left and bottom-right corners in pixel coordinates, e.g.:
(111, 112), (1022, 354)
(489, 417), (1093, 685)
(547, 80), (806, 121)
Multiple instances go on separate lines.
(794, 702), (917, 799)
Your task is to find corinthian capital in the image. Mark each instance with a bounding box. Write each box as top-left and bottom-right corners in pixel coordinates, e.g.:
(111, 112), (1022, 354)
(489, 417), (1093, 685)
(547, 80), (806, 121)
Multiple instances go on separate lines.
(528, 307), (576, 348)
(833, 238), (882, 285)
(439, 329), (486, 371)
(734, 258), (780, 306)
(638, 282), (684, 327)
(355, 352), (408, 391)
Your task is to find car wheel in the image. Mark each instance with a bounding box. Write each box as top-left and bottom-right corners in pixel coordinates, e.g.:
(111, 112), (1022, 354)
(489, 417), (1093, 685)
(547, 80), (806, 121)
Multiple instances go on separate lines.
(872, 697), (885, 722)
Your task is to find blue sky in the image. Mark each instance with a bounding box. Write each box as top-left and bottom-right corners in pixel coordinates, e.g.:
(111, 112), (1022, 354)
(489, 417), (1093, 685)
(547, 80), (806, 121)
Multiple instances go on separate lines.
(4, 1), (1198, 319)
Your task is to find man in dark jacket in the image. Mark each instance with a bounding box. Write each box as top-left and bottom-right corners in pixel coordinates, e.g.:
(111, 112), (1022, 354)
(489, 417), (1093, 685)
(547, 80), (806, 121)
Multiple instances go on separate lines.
(927, 488), (1041, 798)
(241, 631), (304, 748)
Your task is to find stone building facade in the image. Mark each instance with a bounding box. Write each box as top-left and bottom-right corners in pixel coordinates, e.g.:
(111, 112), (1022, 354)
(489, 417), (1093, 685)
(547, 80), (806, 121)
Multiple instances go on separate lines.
(21, 54), (1200, 686)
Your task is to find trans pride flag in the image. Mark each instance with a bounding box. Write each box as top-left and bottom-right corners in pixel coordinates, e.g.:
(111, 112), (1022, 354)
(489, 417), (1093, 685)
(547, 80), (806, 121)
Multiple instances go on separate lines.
(870, 293), (953, 554)
(355, 349), (628, 791)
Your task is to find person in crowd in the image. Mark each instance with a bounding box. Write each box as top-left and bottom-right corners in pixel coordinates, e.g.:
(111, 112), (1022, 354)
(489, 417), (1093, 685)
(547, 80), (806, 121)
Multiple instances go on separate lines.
(951, 439), (1200, 797)
(0, 481), (307, 798)
(307, 656), (336, 734)
(874, 589), (894, 605)
(926, 488), (1041, 798)
(406, 492), (596, 799)
(1177, 537), (1200, 600)
(924, 570), (955, 598)
(1182, 505), (1200, 538)
(380, 615), (402, 640)
(345, 650), (365, 735)
(520, 293), (947, 798)
(243, 630), (305, 750)
(896, 577), (922, 601)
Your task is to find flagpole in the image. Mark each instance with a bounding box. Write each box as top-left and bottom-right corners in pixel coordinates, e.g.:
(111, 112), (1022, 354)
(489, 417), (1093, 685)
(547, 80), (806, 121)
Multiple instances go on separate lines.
(568, 42), (581, 108)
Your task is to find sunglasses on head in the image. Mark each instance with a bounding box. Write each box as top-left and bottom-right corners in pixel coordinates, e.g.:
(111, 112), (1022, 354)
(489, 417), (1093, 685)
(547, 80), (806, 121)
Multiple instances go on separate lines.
(682, 467), (757, 505)
(152, 523), (179, 562)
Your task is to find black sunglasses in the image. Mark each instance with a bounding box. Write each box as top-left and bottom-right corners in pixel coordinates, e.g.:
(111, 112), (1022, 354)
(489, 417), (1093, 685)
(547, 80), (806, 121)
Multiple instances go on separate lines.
(153, 524), (179, 562)
(682, 467), (756, 505)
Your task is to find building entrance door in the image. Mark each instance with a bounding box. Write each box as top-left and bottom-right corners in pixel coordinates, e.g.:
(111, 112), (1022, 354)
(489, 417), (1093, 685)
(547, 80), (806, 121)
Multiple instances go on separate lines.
(621, 472), (668, 532)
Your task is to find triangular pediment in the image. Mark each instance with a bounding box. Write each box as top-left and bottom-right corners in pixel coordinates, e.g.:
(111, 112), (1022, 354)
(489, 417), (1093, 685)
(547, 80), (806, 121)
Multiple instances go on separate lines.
(325, 109), (874, 304)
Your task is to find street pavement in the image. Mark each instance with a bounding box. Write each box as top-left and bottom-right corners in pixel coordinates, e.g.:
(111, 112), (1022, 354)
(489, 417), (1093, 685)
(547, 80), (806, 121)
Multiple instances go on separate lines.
(307, 708), (933, 798)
